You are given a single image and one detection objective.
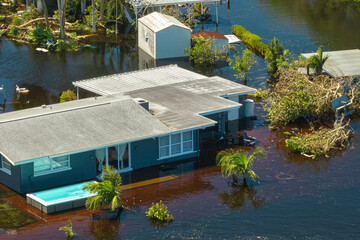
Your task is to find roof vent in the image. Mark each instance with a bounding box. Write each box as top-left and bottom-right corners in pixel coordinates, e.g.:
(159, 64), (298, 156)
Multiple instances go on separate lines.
(41, 105), (46, 109)
(134, 98), (149, 111)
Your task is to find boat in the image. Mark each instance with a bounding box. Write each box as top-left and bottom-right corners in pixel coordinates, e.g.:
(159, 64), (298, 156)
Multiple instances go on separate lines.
(15, 85), (29, 95)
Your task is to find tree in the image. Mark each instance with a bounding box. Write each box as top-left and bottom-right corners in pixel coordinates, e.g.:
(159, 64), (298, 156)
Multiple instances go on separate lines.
(216, 147), (266, 187)
(40, 0), (49, 31)
(57, 0), (68, 39)
(265, 37), (284, 76)
(306, 46), (329, 76)
(60, 90), (76, 102)
(83, 166), (123, 219)
(92, 0), (96, 32)
(186, 37), (227, 66)
(228, 49), (256, 81)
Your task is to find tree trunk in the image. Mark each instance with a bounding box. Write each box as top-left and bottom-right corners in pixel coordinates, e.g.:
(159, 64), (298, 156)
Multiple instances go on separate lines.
(57, 0), (65, 39)
(80, 0), (86, 15)
(40, 0), (49, 31)
(243, 177), (248, 188)
(92, 0), (96, 33)
(115, 206), (123, 220)
(100, 0), (104, 22)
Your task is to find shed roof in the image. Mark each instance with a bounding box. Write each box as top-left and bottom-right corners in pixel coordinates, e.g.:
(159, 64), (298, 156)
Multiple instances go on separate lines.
(138, 12), (190, 33)
(302, 49), (360, 77)
(0, 95), (173, 164)
(191, 32), (228, 40)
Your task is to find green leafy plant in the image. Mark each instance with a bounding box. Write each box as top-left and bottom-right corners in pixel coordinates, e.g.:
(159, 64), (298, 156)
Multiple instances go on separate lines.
(249, 88), (268, 102)
(59, 219), (75, 238)
(232, 25), (268, 57)
(27, 26), (53, 44)
(265, 37), (285, 76)
(228, 49), (256, 81)
(146, 200), (174, 223)
(7, 26), (20, 38)
(11, 15), (23, 26)
(186, 36), (227, 66)
(306, 46), (329, 76)
(83, 166), (123, 219)
(60, 90), (77, 102)
(216, 148), (266, 187)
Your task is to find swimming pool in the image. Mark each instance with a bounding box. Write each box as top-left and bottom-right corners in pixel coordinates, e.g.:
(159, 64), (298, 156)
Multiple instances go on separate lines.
(26, 181), (97, 214)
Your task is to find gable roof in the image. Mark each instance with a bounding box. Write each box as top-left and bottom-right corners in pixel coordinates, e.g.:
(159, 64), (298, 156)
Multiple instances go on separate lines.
(0, 95), (172, 165)
(138, 12), (190, 32)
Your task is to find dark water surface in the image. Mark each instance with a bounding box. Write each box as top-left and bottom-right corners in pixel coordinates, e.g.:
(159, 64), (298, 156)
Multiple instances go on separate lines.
(1, 0), (360, 239)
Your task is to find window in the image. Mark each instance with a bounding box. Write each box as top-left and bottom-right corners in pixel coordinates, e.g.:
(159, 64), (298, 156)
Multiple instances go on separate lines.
(0, 154), (11, 175)
(34, 155), (70, 176)
(159, 131), (193, 159)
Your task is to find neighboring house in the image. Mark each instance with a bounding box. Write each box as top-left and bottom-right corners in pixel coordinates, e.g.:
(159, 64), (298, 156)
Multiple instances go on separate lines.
(0, 65), (255, 194)
(191, 32), (229, 51)
(138, 12), (191, 59)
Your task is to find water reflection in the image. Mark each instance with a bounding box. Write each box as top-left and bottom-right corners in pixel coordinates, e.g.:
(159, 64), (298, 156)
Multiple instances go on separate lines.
(219, 186), (265, 210)
(88, 219), (121, 240)
(259, 0), (360, 50)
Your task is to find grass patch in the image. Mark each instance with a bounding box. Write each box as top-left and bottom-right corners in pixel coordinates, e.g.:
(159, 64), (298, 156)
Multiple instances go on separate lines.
(0, 200), (37, 229)
(0, 187), (16, 199)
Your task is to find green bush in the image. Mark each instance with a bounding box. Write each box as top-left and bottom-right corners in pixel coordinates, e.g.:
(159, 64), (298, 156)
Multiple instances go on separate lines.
(146, 200), (174, 223)
(285, 136), (310, 154)
(21, 8), (40, 22)
(232, 25), (268, 57)
(7, 27), (20, 37)
(265, 37), (285, 76)
(60, 90), (77, 102)
(59, 219), (75, 238)
(56, 38), (80, 51)
(186, 36), (227, 66)
(71, 20), (91, 33)
(27, 26), (53, 44)
(228, 49), (256, 80)
(249, 88), (268, 102)
(0, 15), (5, 21)
(11, 15), (23, 26)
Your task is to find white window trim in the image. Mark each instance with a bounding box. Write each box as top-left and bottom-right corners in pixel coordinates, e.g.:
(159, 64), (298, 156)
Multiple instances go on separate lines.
(0, 156), (11, 175)
(34, 155), (71, 177)
(158, 131), (194, 160)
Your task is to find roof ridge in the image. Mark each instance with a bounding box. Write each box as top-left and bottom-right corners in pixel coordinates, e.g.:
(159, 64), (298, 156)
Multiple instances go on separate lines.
(74, 64), (179, 84)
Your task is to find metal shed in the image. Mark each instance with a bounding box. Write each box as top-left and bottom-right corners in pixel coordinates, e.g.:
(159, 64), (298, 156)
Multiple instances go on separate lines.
(138, 12), (191, 59)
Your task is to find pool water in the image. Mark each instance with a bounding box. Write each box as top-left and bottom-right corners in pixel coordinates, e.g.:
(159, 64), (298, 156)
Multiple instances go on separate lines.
(27, 181), (96, 205)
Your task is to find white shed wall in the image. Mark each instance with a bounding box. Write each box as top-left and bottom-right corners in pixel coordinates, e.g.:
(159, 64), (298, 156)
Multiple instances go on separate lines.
(156, 26), (191, 59)
(138, 22), (156, 58)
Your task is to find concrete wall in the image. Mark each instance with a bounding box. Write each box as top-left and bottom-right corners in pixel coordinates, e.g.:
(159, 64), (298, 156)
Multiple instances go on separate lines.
(138, 23), (155, 58)
(20, 151), (96, 194)
(156, 26), (191, 59)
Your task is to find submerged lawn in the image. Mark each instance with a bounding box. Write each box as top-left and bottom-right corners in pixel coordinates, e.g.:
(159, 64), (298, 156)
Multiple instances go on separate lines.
(0, 200), (36, 229)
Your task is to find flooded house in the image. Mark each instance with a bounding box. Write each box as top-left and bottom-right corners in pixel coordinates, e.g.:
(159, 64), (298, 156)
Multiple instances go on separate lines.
(0, 65), (255, 194)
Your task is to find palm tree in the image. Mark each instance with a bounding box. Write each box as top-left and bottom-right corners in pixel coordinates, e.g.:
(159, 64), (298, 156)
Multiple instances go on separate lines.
(83, 166), (123, 219)
(216, 147), (266, 187)
(306, 46), (329, 76)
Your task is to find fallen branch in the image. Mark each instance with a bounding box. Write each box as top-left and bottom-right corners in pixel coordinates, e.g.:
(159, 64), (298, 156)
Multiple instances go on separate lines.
(18, 17), (71, 29)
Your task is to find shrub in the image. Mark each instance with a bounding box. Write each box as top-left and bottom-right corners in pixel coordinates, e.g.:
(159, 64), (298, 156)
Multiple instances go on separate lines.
(232, 25), (268, 57)
(21, 7), (40, 22)
(0, 15), (5, 21)
(59, 219), (75, 238)
(11, 15), (23, 26)
(71, 20), (91, 33)
(146, 200), (174, 223)
(249, 88), (268, 102)
(60, 90), (77, 102)
(27, 26), (53, 44)
(7, 26), (20, 37)
(186, 36), (227, 66)
(228, 49), (256, 81)
(285, 123), (350, 158)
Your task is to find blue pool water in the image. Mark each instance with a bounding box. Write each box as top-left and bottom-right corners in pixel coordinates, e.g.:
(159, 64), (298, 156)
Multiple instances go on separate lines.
(28, 181), (96, 205)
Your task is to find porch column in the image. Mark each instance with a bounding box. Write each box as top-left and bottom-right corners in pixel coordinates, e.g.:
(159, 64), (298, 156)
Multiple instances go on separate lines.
(105, 147), (109, 166)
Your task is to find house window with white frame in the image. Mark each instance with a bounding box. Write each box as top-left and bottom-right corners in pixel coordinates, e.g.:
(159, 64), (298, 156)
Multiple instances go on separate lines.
(0, 154), (11, 175)
(159, 131), (193, 159)
(34, 155), (70, 176)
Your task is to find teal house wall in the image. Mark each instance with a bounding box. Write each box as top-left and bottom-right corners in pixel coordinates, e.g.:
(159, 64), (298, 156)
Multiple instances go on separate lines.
(20, 151), (96, 194)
